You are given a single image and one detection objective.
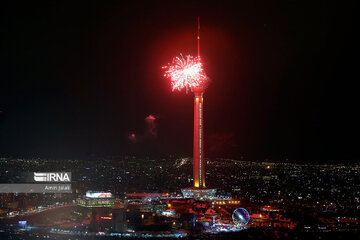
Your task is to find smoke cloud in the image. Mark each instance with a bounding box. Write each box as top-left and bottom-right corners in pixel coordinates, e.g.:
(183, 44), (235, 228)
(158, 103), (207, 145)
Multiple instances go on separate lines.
(128, 114), (158, 143)
(145, 114), (157, 137)
(208, 132), (237, 157)
(128, 133), (136, 143)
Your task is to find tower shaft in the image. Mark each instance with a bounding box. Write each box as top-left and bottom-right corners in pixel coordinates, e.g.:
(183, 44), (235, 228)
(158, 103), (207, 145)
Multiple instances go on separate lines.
(193, 89), (205, 188)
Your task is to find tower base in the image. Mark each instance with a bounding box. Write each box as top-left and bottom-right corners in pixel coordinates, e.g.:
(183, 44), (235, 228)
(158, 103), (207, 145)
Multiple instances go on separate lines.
(181, 187), (217, 200)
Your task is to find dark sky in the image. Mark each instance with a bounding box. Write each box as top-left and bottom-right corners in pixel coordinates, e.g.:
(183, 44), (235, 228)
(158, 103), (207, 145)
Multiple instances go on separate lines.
(0, 1), (358, 162)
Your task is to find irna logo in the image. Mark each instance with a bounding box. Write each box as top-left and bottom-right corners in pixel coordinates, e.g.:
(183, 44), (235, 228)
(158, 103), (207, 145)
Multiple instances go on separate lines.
(34, 172), (71, 182)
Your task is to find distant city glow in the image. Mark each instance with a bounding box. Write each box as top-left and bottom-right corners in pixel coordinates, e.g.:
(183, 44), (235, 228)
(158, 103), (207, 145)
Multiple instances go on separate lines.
(162, 54), (208, 91)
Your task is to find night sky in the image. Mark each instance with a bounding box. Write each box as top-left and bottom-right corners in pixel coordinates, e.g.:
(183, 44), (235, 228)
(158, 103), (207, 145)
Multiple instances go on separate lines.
(0, 1), (358, 162)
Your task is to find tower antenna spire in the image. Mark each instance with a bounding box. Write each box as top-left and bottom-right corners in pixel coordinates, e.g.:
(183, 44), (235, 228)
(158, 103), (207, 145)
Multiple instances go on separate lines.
(197, 17), (200, 58)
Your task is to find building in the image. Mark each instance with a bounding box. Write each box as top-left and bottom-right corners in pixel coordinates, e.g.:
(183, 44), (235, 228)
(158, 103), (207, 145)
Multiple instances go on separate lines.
(77, 191), (115, 208)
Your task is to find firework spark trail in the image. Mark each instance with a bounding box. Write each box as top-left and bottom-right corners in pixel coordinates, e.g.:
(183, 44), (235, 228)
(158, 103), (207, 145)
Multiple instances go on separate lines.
(162, 54), (208, 91)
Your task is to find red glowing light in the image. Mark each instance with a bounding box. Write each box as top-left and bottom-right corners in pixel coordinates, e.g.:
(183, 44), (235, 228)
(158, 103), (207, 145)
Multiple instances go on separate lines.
(162, 54), (209, 91)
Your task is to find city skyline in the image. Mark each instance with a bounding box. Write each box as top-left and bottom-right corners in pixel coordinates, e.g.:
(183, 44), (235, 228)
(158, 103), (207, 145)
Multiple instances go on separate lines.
(1, 2), (359, 237)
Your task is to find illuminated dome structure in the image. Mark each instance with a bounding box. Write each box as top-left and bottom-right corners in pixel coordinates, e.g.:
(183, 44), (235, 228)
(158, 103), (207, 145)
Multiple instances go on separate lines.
(232, 208), (250, 226)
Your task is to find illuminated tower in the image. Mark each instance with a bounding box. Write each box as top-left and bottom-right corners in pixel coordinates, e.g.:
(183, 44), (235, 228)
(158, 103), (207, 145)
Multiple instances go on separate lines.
(163, 18), (216, 198)
(185, 19), (215, 198)
(192, 17), (208, 189)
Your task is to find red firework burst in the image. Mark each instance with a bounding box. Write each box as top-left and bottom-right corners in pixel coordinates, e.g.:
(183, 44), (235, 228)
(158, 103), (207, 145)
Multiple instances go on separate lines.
(162, 54), (208, 91)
